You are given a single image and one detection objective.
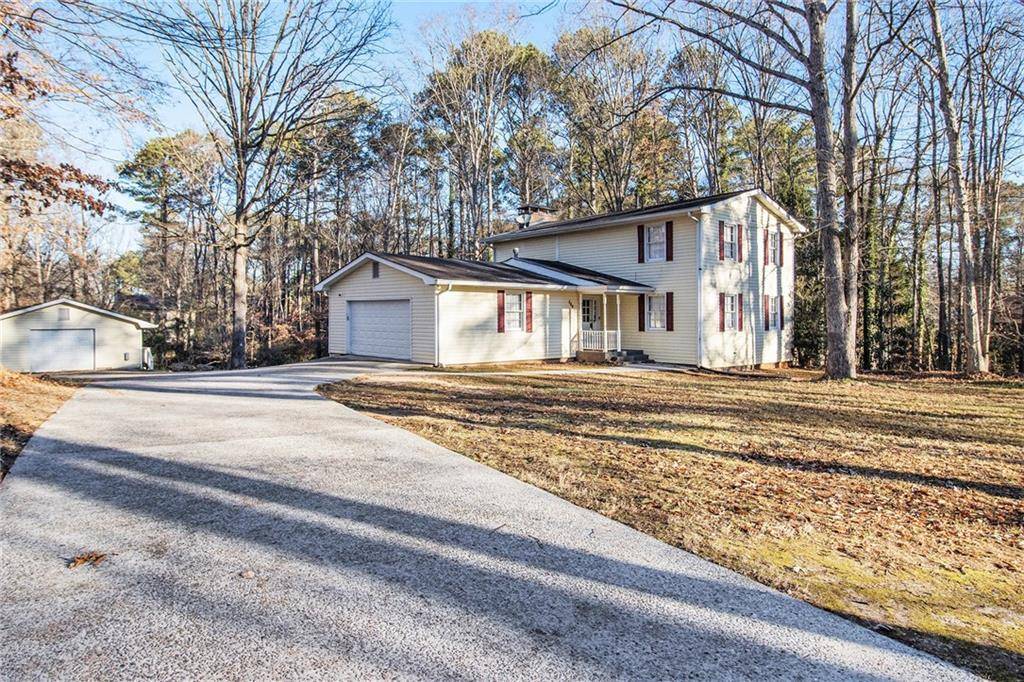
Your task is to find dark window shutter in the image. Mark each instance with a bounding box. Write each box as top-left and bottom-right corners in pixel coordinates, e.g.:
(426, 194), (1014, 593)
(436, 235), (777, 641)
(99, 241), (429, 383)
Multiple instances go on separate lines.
(718, 221), (725, 260)
(638, 294), (645, 332)
(666, 292), (674, 331)
(779, 235), (784, 267)
(779, 295), (785, 330)
(666, 221), (674, 261)
(719, 293), (725, 332)
(637, 225), (645, 263)
(737, 224), (744, 262)
(525, 292), (533, 332)
(764, 295), (770, 330)
(764, 230), (769, 265)
(738, 293), (744, 331)
(497, 290), (505, 333)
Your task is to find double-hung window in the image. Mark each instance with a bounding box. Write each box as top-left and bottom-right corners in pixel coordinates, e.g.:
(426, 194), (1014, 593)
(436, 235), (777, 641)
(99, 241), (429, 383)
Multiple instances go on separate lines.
(768, 232), (780, 266)
(505, 292), (524, 331)
(647, 293), (667, 330)
(768, 295), (780, 329)
(723, 224), (738, 260)
(724, 294), (739, 331)
(645, 224), (666, 262)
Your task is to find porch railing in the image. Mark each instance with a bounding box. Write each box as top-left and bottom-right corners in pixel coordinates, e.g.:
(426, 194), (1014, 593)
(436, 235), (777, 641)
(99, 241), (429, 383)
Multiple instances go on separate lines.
(581, 329), (619, 351)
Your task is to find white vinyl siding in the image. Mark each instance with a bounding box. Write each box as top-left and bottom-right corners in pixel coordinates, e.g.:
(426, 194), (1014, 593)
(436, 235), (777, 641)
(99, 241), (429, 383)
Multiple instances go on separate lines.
(437, 287), (574, 365)
(495, 220), (699, 365)
(0, 305), (143, 372)
(326, 260), (436, 364)
(701, 194), (795, 368)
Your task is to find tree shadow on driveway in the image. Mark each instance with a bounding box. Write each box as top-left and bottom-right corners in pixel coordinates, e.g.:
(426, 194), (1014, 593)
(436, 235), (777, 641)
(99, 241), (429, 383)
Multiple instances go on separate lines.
(6, 436), (965, 680)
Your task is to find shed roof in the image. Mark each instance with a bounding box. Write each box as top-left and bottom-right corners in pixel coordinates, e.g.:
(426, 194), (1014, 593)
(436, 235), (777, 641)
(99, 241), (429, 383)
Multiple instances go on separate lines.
(0, 298), (157, 329)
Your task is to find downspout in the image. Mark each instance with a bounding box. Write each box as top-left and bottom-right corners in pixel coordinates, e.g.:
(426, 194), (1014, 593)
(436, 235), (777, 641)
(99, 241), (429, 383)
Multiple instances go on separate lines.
(435, 282), (453, 366)
(696, 207), (710, 368)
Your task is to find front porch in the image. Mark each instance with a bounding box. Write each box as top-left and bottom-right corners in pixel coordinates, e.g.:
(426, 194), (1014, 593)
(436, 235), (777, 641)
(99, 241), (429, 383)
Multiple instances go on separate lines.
(574, 293), (648, 363)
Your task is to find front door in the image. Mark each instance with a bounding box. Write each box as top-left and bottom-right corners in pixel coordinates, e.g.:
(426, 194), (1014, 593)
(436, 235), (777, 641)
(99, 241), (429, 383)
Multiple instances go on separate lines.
(581, 297), (602, 331)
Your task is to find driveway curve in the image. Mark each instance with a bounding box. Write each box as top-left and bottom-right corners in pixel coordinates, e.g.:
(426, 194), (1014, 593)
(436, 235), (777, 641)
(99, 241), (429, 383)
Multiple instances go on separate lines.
(1, 359), (971, 680)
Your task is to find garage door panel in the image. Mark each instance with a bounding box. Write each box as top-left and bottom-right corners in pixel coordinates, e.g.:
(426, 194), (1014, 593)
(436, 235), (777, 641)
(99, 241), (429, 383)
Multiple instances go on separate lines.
(348, 300), (411, 360)
(30, 329), (95, 372)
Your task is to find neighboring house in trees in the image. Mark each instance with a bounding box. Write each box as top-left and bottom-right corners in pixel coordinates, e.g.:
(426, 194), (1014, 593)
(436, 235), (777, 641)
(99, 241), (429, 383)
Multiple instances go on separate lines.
(0, 298), (156, 372)
(314, 188), (802, 368)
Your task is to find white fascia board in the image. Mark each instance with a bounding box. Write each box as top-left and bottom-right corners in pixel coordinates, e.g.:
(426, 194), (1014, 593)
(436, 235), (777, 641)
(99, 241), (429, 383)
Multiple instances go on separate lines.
(747, 190), (808, 233)
(314, 253), (437, 292)
(0, 298), (157, 329)
(437, 279), (575, 291)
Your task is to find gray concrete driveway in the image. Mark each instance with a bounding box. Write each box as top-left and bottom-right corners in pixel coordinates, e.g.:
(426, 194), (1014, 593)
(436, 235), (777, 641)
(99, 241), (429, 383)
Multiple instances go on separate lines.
(1, 359), (969, 680)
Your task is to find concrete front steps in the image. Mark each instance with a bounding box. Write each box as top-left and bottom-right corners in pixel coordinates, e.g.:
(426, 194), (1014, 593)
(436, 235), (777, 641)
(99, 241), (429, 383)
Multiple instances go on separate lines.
(608, 349), (650, 363)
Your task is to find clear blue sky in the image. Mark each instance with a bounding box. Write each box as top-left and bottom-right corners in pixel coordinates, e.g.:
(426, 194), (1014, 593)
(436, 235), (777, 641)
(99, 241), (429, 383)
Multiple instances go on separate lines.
(72, 1), (567, 253)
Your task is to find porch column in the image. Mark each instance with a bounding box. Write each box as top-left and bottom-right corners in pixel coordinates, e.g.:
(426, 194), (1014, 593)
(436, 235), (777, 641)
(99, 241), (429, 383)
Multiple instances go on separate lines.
(602, 293), (608, 351)
(615, 294), (622, 351)
(577, 291), (583, 353)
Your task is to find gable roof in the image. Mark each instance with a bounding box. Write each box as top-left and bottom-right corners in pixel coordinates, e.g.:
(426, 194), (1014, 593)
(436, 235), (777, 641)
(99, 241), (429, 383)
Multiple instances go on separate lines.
(0, 298), (157, 329)
(485, 188), (806, 243)
(314, 252), (576, 292)
(314, 252), (654, 293)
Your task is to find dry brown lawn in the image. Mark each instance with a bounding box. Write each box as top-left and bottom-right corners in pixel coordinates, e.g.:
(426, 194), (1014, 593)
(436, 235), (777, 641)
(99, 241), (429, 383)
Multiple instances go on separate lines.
(321, 369), (1024, 680)
(1, 369), (77, 479)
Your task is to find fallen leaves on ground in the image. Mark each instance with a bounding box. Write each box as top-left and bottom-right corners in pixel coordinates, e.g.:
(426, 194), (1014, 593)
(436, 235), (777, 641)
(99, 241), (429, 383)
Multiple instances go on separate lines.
(1, 369), (77, 478)
(66, 551), (107, 569)
(320, 369), (1024, 680)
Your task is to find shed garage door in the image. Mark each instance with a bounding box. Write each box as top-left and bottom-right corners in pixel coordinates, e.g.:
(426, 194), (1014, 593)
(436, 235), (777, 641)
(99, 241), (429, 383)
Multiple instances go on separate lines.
(29, 329), (95, 372)
(348, 300), (411, 360)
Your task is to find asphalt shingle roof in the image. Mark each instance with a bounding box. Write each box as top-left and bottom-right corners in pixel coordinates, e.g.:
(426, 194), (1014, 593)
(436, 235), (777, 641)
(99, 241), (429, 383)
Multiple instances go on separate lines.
(376, 253), (570, 285)
(486, 189), (753, 243)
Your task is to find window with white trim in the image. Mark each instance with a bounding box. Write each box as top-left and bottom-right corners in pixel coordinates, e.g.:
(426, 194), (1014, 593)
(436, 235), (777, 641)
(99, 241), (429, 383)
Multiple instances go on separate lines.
(724, 294), (739, 331)
(645, 224), (666, 262)
(768, 295), (780, 329)
(58, 307), (70, 321)
(581, 298), (597, 327)
(371, 261), (380, 278)
(768, 232), (780, 265)
(505, 292), (524, 331)
(647, 294), (667, 330)
(723, 224), (738, 260)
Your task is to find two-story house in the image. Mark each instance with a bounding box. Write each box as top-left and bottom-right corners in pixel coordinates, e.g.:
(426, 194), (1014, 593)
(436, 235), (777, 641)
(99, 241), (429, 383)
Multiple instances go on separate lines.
(313, 188), (803, 368)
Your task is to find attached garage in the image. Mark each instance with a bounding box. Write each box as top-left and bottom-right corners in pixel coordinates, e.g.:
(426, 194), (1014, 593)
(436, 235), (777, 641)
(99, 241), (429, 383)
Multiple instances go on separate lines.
(315, 252), (651, 366)
(0, 298), (156, 373)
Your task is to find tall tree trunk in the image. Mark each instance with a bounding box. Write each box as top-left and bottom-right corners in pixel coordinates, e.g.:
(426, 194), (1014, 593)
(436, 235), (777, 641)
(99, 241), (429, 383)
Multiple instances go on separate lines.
(230, 220), (249, 370)
(928, 0), (987, 373)
(808, 0), (855, 379)
(843, 0), (861, 374)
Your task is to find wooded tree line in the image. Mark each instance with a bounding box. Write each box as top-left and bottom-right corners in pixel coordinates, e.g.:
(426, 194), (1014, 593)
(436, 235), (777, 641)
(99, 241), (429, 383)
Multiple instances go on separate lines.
(2, 0), (1023, 375)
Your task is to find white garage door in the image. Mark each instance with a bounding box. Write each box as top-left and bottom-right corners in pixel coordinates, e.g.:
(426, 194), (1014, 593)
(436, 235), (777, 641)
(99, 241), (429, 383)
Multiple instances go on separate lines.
(348, 300), (412, 360)
(30, 329), (95, 372)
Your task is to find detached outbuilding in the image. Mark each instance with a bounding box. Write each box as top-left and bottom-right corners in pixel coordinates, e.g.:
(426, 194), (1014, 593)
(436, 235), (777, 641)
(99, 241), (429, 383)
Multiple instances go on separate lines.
(0, 298), (156, 373)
